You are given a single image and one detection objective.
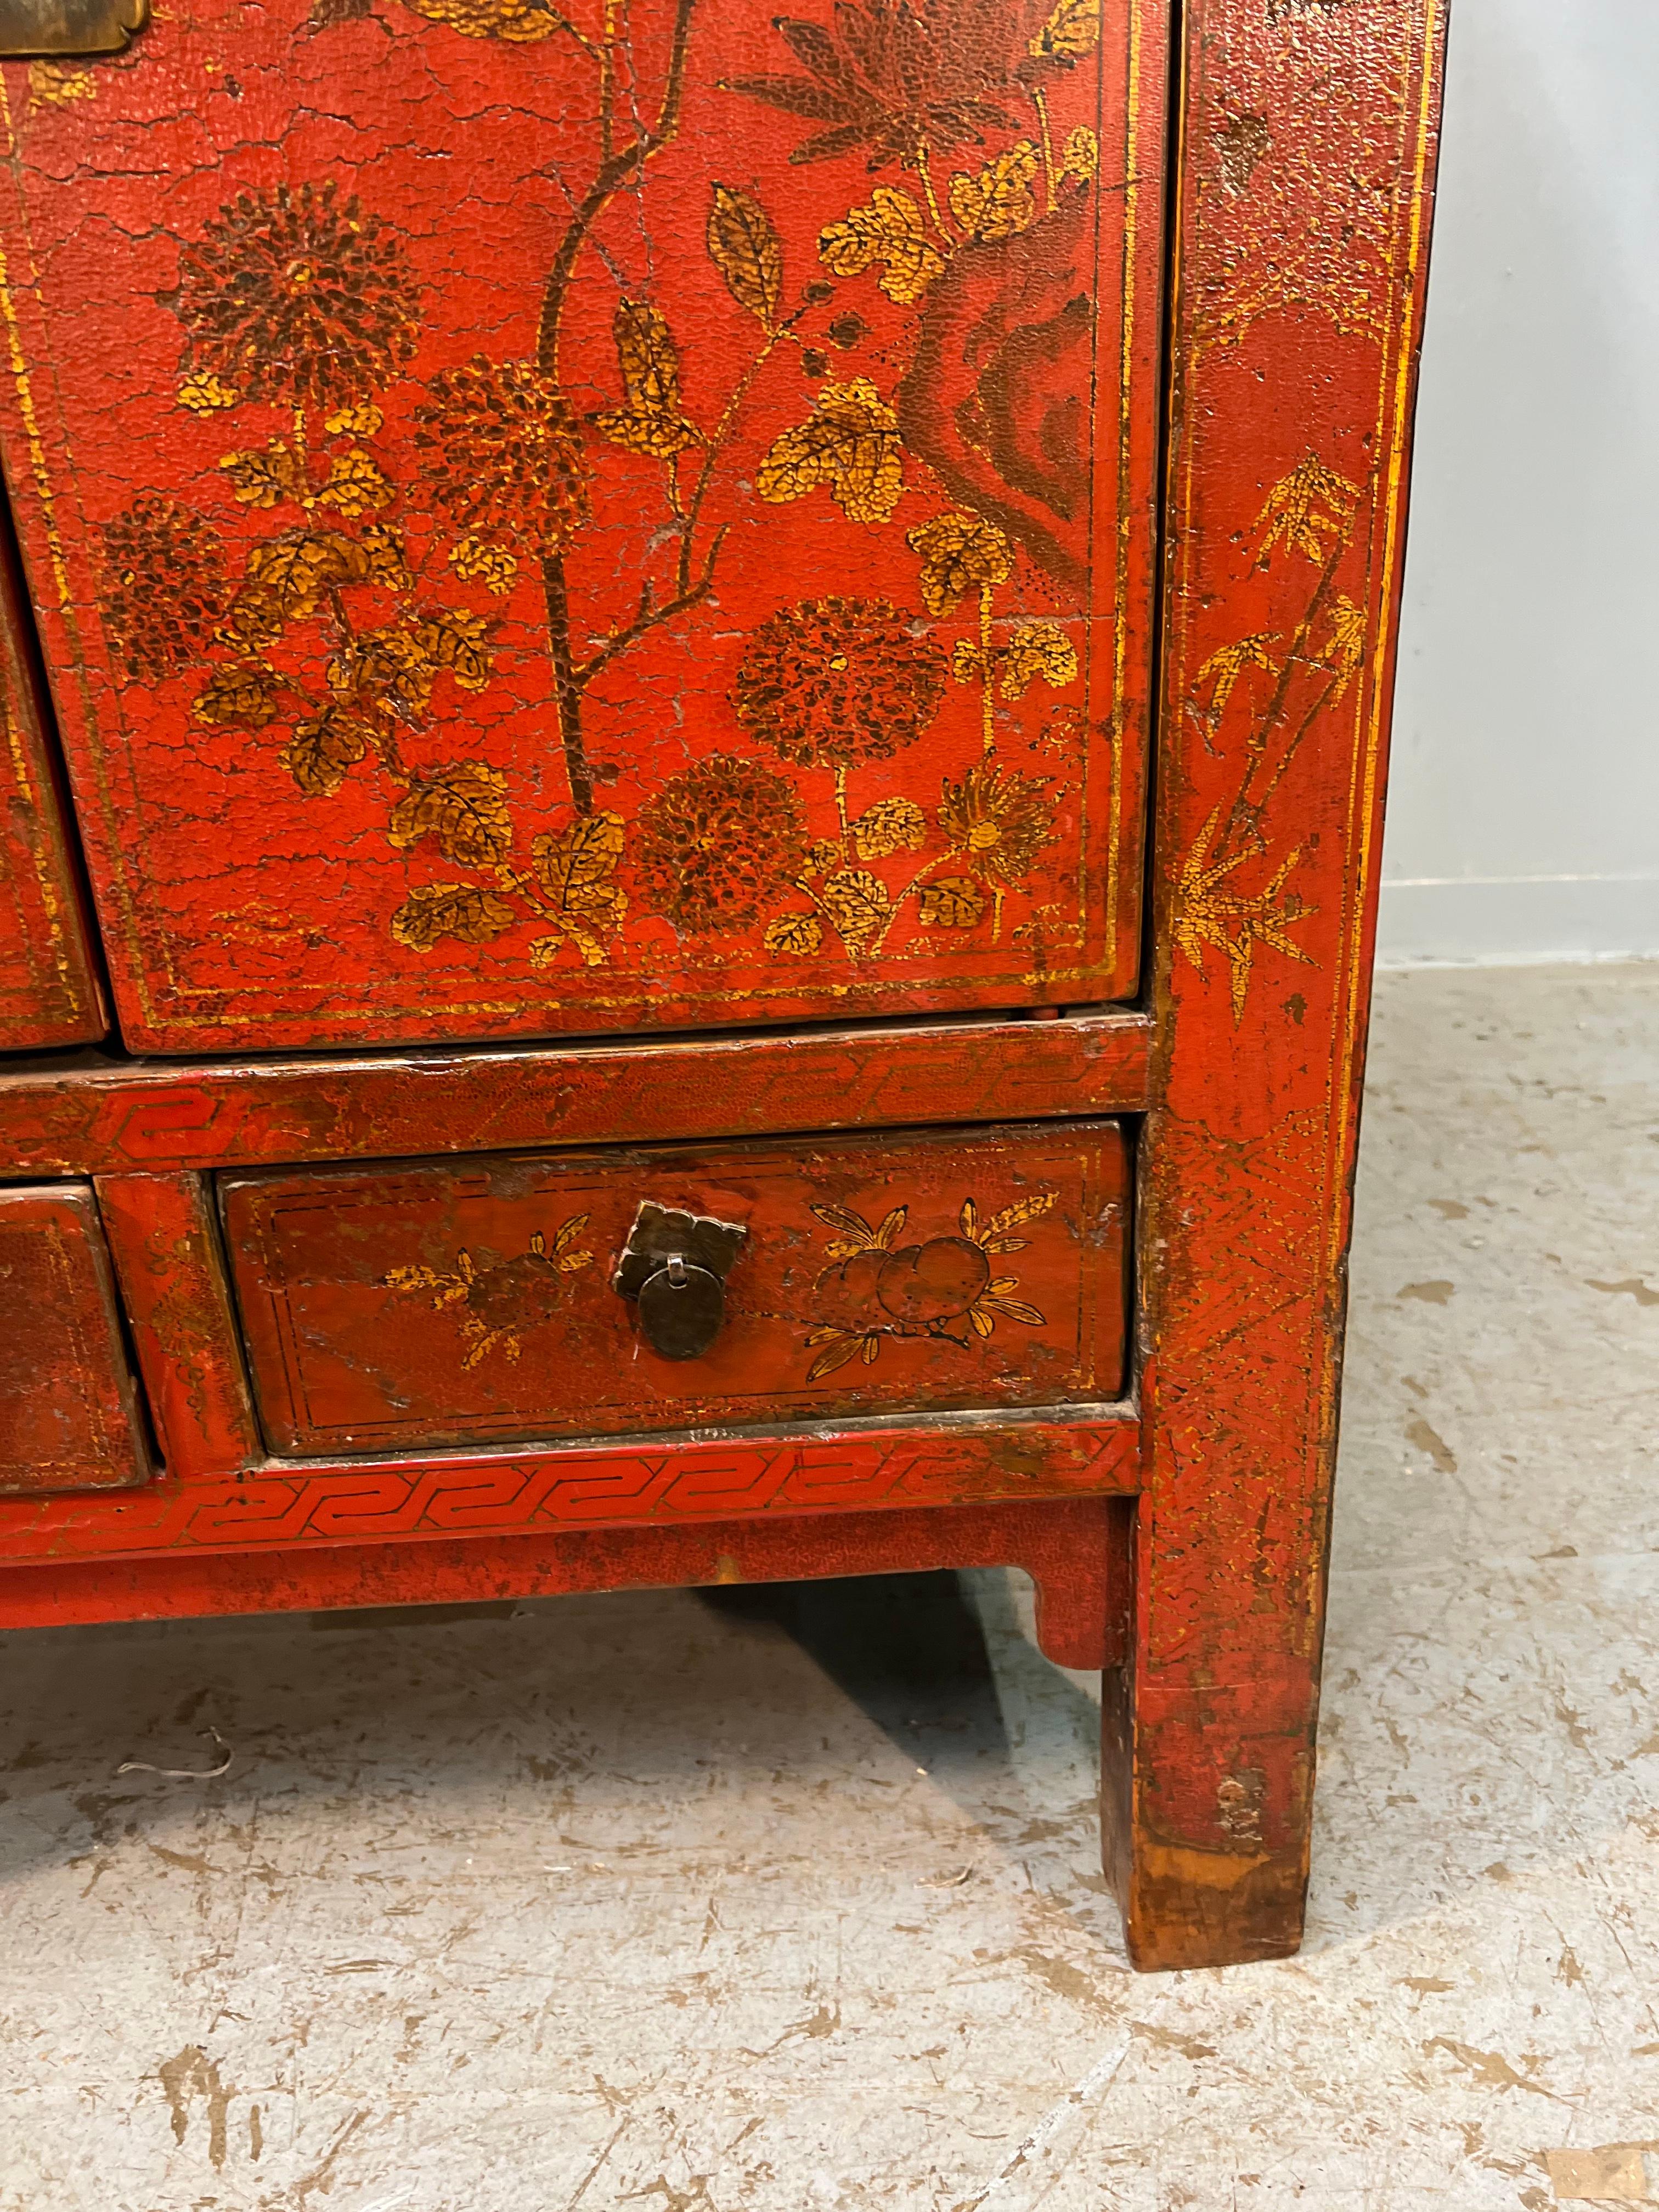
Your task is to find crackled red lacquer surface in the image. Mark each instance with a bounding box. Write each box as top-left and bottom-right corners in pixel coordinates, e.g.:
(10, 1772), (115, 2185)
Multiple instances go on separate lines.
(222, 1121), (1128, 1453)
(0, 1007), (1152, 1175)
(0, 0), (1166, 1053)
(0, 1413), (1137, 1567)
(0, 1496), (1133, 1672)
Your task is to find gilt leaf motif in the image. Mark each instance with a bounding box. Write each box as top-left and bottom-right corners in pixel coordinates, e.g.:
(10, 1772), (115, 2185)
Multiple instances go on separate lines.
(388, 763), (512, 867)
(596, 301), (701, 459)
(818, 187), (943, 305)
(708, 183), (784, 328)
(757, 380), (904, 524)
(390, 882), (517, 950)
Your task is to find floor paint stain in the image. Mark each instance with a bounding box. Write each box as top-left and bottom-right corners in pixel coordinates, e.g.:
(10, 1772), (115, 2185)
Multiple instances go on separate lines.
(1405, 1415), (1458, 1473)
(1424, 2038), (1563, 2102)
(1555, 1699), (1592, 1752)
(156, 2045), (233, 2169)
(1547, 2143), (1659, 2202)
(1131, 2019), (1218, 2061)
(1587, 1277), (1659, 1307)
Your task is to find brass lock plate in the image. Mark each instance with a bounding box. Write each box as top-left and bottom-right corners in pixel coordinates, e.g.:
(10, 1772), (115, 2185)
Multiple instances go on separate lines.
(0, 0), (148, 56)
(611, 1202), (747, 1303)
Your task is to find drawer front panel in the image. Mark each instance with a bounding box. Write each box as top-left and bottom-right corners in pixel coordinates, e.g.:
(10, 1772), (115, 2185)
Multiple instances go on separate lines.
(0, 1184), (149, 1494)
(0, 0), (1167, 1053)
(222, 1124), (1129, 1457)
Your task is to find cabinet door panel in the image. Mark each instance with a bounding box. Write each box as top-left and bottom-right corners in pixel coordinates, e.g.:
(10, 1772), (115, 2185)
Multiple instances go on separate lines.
(0, 0), (1167, 1053)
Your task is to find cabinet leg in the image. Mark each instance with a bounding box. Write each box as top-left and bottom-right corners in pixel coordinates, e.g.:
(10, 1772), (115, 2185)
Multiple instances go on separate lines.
(1101, 1622), (1318, 1971)
(1114, 0), (1445, 1972)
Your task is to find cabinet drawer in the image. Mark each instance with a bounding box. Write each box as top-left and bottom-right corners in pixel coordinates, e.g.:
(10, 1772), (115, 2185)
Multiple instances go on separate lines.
(0, 1184), (149, 1494)
(222, 1124), (1130, 1458)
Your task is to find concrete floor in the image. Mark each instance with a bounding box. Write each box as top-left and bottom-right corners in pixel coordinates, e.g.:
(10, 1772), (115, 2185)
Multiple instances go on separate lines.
(2, 961), (1656, 2210)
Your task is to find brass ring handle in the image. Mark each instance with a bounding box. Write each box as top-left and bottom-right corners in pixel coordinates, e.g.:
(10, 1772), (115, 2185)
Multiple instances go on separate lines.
(635, 1252), (725, 1361)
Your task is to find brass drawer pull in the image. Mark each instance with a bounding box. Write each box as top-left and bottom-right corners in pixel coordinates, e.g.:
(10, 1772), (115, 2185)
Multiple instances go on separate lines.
(613, 1202), (747, 1364)
(635, 1253), (726, 1363)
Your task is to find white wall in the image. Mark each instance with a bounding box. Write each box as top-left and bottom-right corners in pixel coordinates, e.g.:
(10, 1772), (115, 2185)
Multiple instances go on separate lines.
(1378, 0), (1659, 966)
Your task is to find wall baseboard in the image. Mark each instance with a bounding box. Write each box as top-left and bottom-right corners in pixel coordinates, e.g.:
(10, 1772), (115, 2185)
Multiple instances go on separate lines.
(1375, 877), (1659, 968)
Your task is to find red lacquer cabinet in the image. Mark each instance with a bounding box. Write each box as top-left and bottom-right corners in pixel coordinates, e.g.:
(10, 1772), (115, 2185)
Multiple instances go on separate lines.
(0, 0), (1444, 1968)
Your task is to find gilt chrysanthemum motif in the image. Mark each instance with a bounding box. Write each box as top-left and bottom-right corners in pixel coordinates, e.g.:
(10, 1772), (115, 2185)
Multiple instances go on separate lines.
(99, 493), (229, 683)
(172, 182), (421, 412)
(414, 357), (592, 557)
(732, 597), (947, 770)
(635, 754), (810, 936)
(939, 759), (1053, 883)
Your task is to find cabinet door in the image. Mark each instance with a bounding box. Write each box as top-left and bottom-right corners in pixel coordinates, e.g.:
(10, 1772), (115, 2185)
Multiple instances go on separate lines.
(0, 1), (1167, 1055)
(0, 509), (106, 1047)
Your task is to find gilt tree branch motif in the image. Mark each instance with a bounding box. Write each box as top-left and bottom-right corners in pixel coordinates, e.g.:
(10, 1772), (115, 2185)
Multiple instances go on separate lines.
(97, 0), (1107, 983)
